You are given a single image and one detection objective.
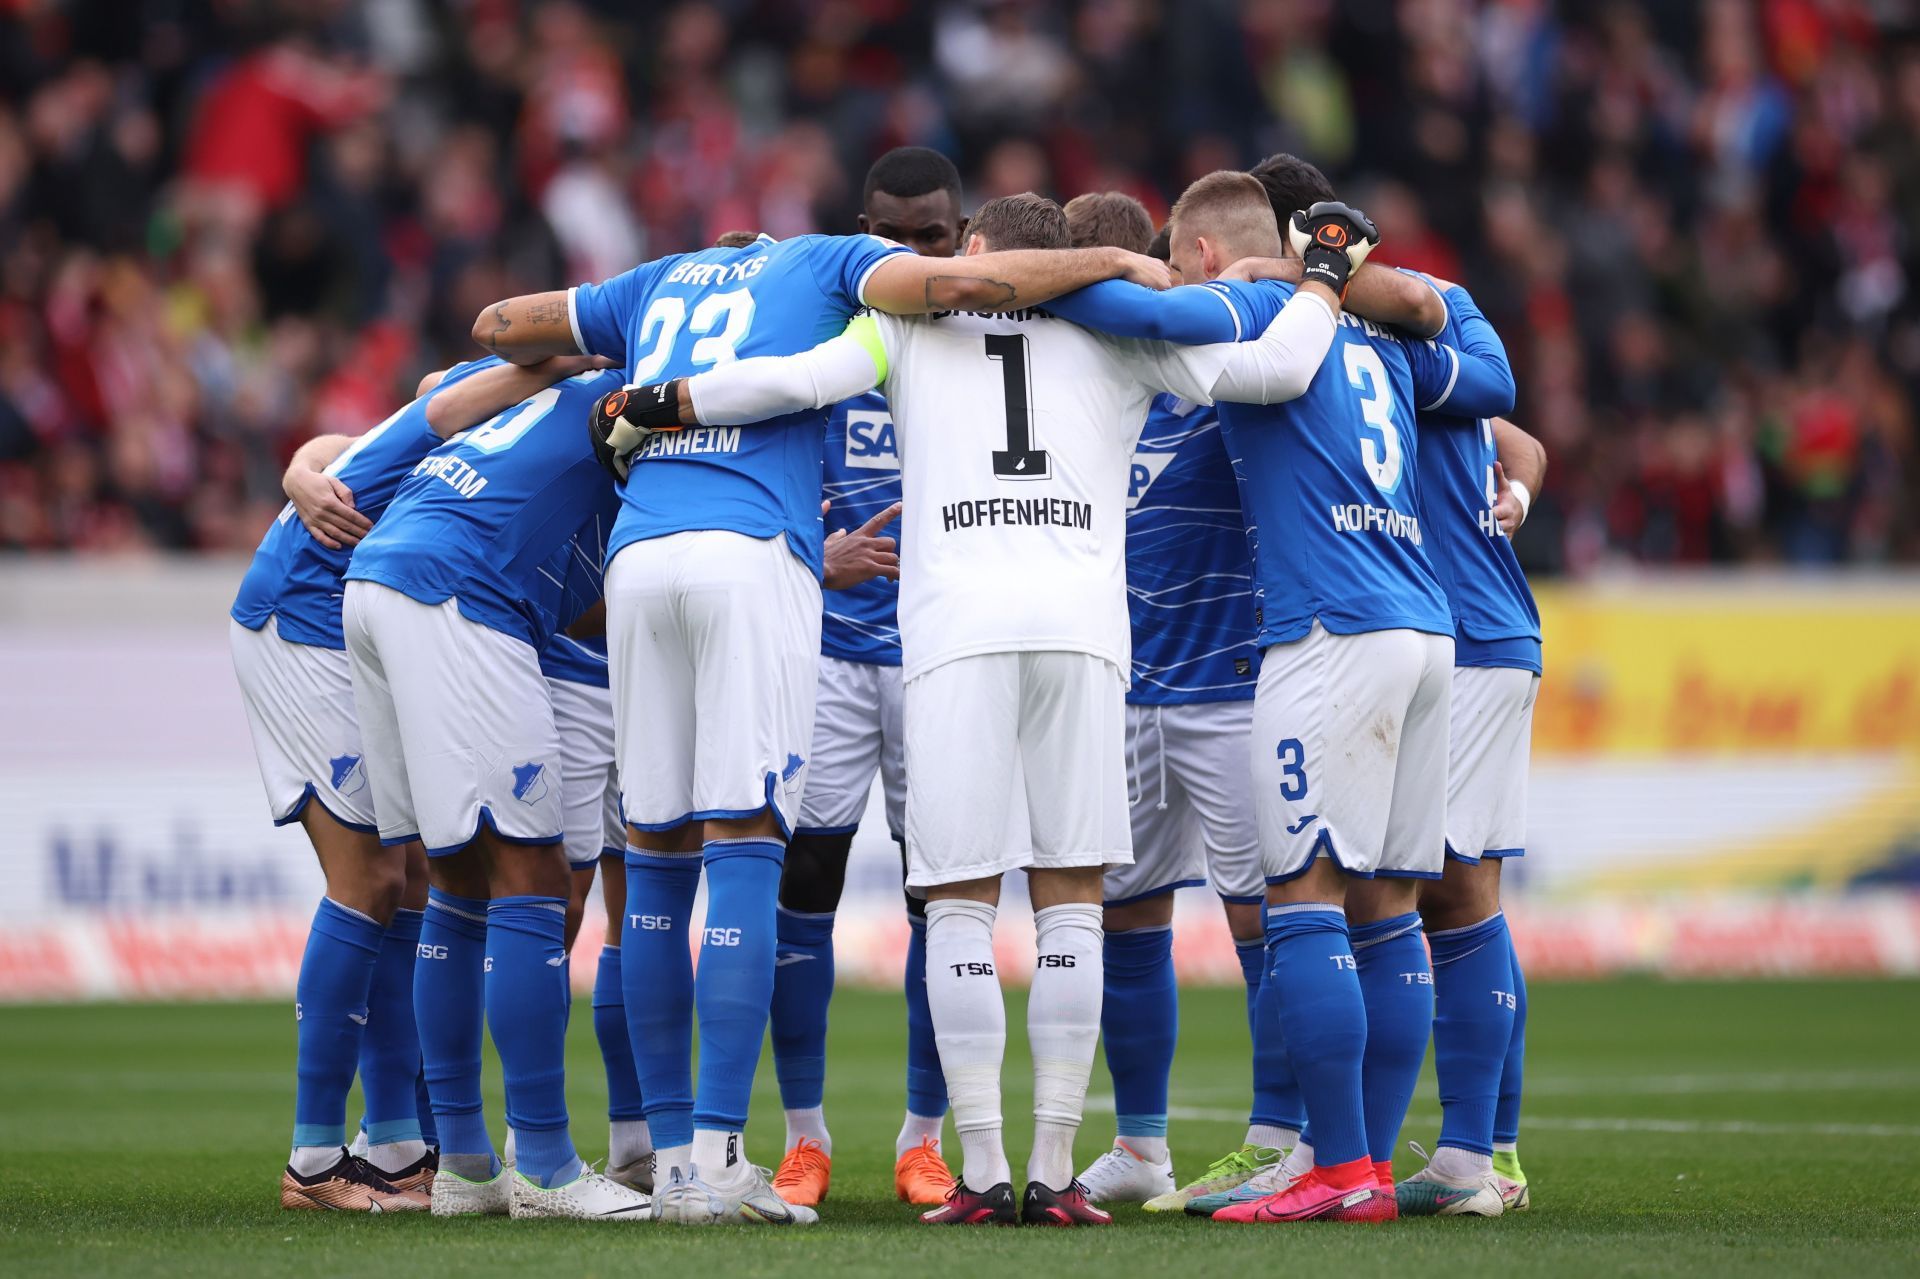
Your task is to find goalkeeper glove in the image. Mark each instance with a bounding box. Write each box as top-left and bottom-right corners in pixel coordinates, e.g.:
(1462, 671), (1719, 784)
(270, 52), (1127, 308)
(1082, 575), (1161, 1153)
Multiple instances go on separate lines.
(1288, 201), (1380, 298)
(590, 381), (687, 481)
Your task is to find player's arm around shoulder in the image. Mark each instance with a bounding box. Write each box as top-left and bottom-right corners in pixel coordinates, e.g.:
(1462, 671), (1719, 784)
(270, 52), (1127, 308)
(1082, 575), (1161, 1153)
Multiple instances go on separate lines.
(423, 354), (617, 438)
(859, 244), (1170, 315)
(470, 290), (580, 365)
(588, 316), (892, 480)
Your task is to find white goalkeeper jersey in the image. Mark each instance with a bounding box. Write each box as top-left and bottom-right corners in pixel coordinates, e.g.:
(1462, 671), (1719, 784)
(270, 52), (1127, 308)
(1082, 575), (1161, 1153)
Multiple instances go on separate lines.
(869, 307), (1232, 682)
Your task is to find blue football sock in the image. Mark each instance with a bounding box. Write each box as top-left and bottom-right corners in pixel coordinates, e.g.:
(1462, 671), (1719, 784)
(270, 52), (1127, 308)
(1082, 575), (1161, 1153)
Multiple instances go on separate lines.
(1351, 911), (1432, 1163)
(486, 895), (577, 1186)
(903, 914), (948, 1118)
(1265, 905), (1368, 1168)
(592, 945), (646, 1123)
(1102, 925), (1176, 1139)
(1494, 927), (1528, 1146)
(414, 888), (494, 1161)
(1235, 938), (1264, 1030)
(292, 898), (383, 1149)
(358, 907), (426, 1146)
(1248, 943), (1307, 1135)
(623, 850), (701, 1152)
(1428, 912), (1515, 1156)
(415, 1069), (437, 1149)
(693, 839), (782, 1136)
(770, 907), (835, 1112)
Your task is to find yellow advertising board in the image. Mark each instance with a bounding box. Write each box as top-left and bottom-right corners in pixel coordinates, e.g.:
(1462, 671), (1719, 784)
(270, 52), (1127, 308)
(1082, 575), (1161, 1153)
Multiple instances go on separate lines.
(1532, 579), (1920, 758)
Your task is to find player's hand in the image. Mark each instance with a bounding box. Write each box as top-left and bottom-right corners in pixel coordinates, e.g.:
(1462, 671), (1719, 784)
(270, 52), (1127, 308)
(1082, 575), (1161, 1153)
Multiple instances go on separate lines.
(1216, 256), (1303, 285)
(1111, 248), (1174, 292)
(1490, 461), (1529, 537)
(1287, 201), (1380, 297)
(823, 500), (902, 590)
(285, 467), (371, 550)
(590, 381), (687, 481)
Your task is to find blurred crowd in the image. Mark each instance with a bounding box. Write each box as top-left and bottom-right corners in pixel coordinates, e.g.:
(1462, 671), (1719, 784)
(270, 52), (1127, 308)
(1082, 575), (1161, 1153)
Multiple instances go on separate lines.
(0, 0), (1916, 572)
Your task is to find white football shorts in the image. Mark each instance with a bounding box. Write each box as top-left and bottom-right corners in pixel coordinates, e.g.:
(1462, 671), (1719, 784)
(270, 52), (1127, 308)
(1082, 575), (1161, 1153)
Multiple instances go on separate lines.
(1252, 622), (1454, 882)
(229, 616), (377, 832)
(904, 650), (1130, 889)
(1106, 700), (1264, 906)
(605, 530), (821, 839)
(549, 676), (620, 869)
(1445, 666), (1539, 862)
(342, 581), (563, 855)
(796, 654), (906, 839)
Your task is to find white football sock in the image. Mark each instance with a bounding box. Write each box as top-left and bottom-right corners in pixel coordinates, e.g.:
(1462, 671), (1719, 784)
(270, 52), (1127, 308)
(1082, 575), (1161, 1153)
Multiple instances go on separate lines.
(925, 898), (1009, 1189)
(289, 1145), (341, 1176)
(1027, 902), (1103, 1191)
(367, 1138), (429, 1175)
(784, 1106), (831, 1154)
(691, 1128), (749, 1186)
(1119, 1134), (1169, 1164)
(609, 1119), (652, 1167)
(657, 1142), (693, 1183)
(1431, 1145), (1494, 1179)
(1282, 1140), (1316, 1177)
(1246, 1123), (1299, 1152)
(896, 1111), (944, 1160)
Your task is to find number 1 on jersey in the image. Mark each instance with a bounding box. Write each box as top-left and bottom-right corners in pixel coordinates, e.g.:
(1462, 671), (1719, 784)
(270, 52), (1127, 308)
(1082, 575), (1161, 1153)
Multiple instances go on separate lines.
(987, 333), (1049, 480)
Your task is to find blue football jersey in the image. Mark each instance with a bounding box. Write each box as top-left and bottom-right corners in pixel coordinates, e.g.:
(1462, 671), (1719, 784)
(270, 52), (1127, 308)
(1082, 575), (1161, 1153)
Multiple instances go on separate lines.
(1125, 395), (1259, 705)
(1207, 278), (1514, 645)
(820, 389), (903, 666)
(345, 369), (626, 651)
(536, 517), (613, 688)
(231, 359), (496, 648)
(1407, 275), (1542, 673)
(569, 232), (911, 579)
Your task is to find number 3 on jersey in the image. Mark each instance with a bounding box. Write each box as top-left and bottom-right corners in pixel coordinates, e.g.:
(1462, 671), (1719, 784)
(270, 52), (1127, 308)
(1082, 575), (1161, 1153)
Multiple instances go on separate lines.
(987, 333), (1049, 480)
(1344, 344), (1403, 494)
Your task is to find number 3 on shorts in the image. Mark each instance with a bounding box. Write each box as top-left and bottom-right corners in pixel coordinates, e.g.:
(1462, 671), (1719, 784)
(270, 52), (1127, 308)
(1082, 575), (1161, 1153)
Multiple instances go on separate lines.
(1276, 738), (1307, 800)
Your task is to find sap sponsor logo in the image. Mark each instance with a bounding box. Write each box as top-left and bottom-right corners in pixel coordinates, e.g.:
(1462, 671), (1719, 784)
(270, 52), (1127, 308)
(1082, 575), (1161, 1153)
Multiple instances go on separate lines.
(1125, 451), (1176, 510)
(844, 410), (899, 471)
(50, 830), (297, 911)
(511, 762), (549, 804)
(417, 943), (450, 960)
(1035, 953), (1077, 969)
(704, 927), (743, 947)
(947, 961), (995, 977)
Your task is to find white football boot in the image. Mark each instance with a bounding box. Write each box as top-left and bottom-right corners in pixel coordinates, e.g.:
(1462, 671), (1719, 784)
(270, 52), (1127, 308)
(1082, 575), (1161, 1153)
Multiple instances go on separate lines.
(509, 1159), (652, 1220)
(429, 1165), (511, 1217)
(1075, 1141), (1176, 1204)
(653, 1163), (818, 1226)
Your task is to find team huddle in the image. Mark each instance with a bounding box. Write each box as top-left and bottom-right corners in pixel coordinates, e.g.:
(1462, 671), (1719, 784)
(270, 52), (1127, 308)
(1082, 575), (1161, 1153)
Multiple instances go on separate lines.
(231, 144), (1544, 1228)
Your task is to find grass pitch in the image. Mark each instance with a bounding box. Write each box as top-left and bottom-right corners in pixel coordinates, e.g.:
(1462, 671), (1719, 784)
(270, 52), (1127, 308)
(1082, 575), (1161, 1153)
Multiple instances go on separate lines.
(2, 980), (1916, 1277)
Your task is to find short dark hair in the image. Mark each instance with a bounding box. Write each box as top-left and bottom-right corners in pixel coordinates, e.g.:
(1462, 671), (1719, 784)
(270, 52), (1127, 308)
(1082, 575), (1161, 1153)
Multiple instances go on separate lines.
(1064, 191), (1154, 254)
(968, 192), (1068, 251)
(864, 146), (963, 205)
(712, 230), (762, 248)
(1249, 153), (1336, 228)
(1147, 224), (1170, 262)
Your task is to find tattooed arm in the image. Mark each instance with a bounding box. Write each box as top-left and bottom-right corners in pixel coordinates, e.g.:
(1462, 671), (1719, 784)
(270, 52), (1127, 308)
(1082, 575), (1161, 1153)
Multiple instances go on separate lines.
(470, 291), (579, 365)
(858, 245), (1171, 316)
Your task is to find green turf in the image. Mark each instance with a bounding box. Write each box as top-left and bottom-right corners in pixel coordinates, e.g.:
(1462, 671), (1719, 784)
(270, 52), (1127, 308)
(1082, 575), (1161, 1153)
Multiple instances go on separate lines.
(2, 980), (1917, 1277)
